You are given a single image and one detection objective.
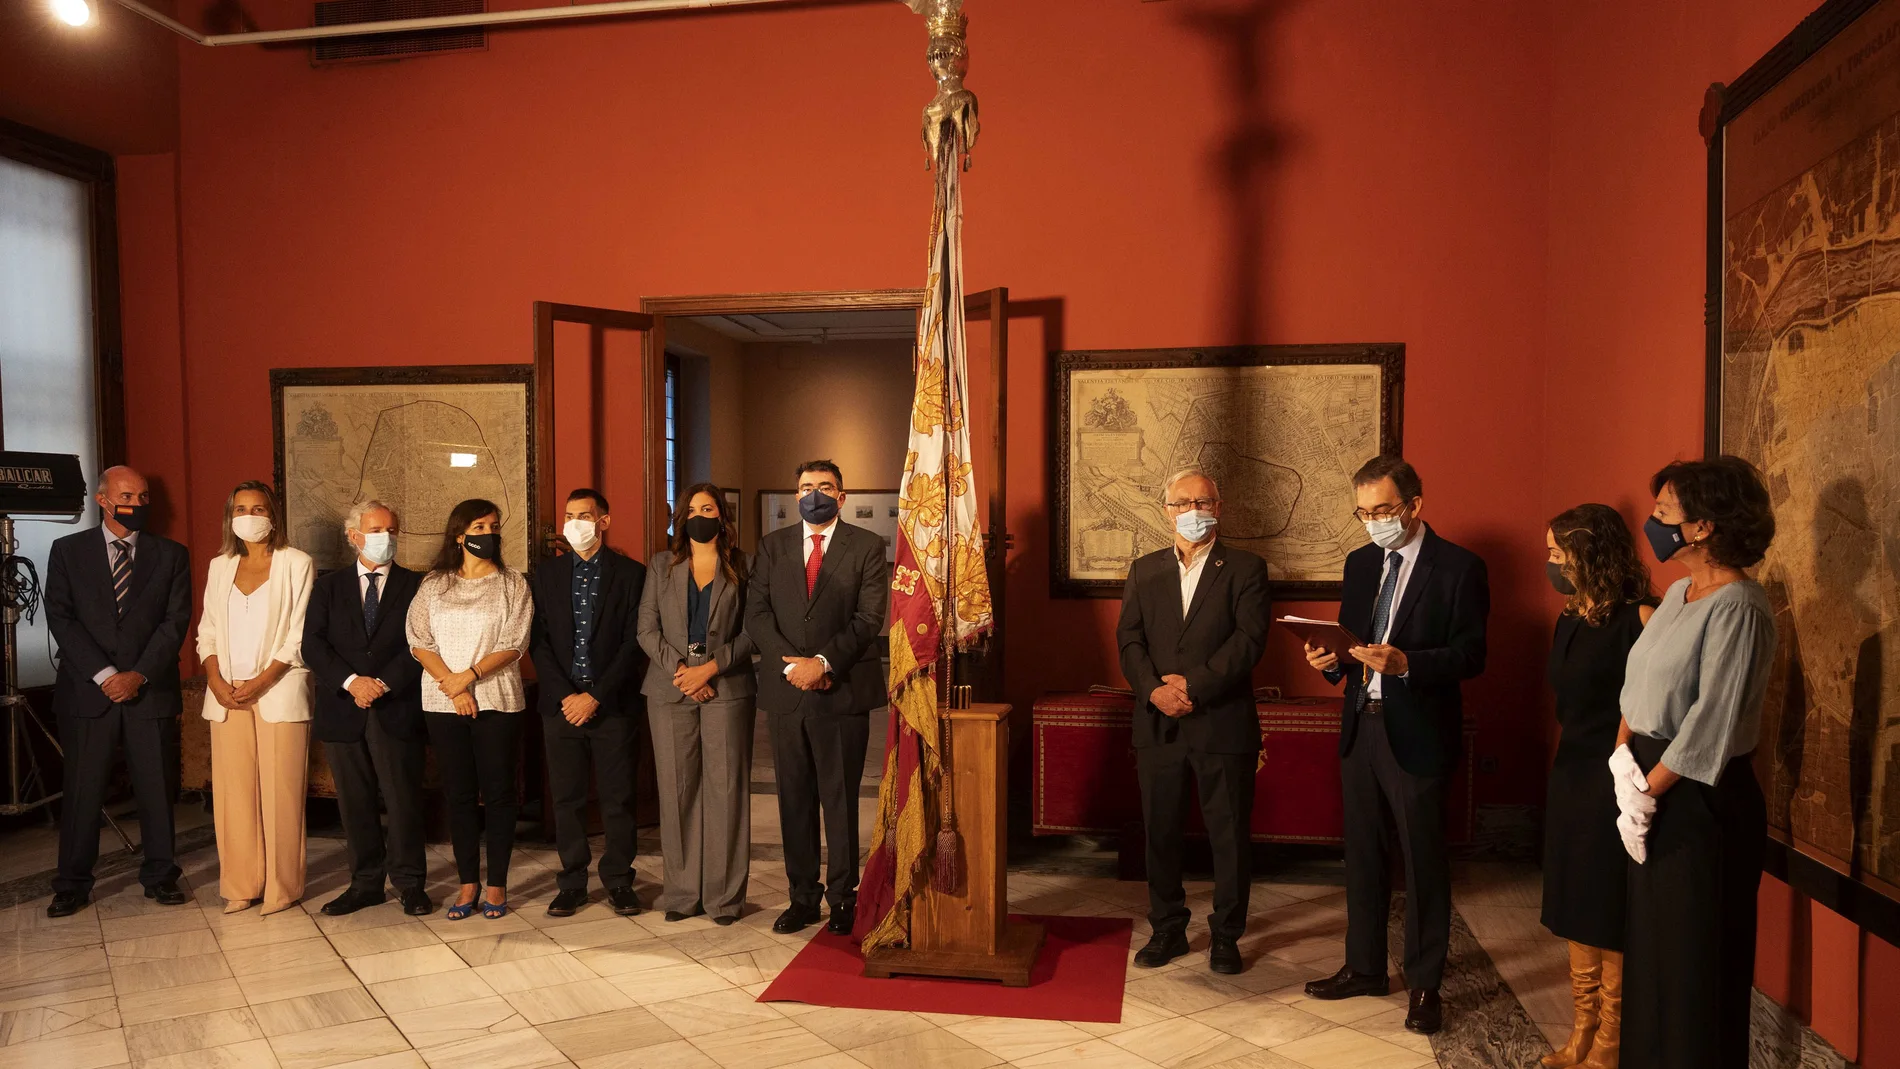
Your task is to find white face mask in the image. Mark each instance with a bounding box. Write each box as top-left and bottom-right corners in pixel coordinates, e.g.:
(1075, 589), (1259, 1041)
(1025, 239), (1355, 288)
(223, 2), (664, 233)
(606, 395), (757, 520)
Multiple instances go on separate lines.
(563, 518), (599, 553)
(231, 515), (273, 544)
(1174, 509), (1218, 544)
(1365, 515), (1409, 550)
(359, 530), (396, 566)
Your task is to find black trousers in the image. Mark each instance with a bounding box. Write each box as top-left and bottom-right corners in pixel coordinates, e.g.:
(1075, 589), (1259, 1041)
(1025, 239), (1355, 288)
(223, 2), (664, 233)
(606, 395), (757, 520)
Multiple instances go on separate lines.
(771, 707), (869, 912)
(1623, 740), (1764, 1069)
(54, 707), (181, 894)
(423, 709), (522, 888)
(1342, 709), (1451, 989)
(543, 712), (639, 893)
(324, 715), (428, 894)
(1136, 742), (1255, 940)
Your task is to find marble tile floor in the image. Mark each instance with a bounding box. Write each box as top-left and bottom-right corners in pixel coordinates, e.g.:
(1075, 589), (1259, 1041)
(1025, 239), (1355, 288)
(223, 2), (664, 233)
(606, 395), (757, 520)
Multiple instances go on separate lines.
(0, 831), (1574, 1069)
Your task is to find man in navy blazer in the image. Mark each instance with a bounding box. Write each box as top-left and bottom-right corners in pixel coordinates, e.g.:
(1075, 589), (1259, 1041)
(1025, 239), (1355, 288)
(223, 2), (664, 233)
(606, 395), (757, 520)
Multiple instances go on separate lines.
(302, 500), (431, 917)
(44, 465), (193, 917)
(1301, 456), (1488, 1036)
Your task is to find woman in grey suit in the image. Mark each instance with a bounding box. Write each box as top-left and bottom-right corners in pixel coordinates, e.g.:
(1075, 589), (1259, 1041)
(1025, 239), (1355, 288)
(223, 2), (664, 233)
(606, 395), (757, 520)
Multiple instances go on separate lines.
(639, 483), (757, 924)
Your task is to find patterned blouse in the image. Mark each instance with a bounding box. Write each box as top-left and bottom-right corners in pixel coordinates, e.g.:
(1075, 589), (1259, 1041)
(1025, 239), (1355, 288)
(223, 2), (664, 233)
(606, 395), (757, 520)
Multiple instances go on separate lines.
(405, 568), (533, 713)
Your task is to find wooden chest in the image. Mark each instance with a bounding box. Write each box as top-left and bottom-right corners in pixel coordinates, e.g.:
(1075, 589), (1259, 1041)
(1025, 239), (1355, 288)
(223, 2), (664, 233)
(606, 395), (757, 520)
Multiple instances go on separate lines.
(1030, 691), (1475, 846)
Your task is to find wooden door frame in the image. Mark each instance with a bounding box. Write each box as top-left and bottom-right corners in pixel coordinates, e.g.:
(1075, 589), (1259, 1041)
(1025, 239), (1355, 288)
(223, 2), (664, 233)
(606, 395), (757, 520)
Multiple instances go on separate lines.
(640, 288), (1010, 690)
(531, 301), (654, 560)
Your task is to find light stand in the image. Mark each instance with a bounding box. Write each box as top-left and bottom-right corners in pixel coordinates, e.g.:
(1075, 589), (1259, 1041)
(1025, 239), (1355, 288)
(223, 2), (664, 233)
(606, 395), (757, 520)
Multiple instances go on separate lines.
(0, 515), (135, 851)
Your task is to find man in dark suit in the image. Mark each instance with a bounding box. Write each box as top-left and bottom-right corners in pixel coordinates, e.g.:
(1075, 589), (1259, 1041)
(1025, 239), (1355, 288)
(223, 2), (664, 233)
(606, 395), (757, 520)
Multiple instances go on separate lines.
(302, 500), (431, 917)
(746, 460), (889, 935)
(1301, 455), (1489, 1035)
(1117, 470), (1272, 975)
(529, 488), (648, 918)
(44, 465), (193, 917)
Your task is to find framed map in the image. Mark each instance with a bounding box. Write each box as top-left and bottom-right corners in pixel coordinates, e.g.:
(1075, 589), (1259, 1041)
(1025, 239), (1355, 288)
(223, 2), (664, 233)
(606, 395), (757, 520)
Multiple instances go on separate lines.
(1052, 344), (1403, 599)
(271, 366), (538, 574)
(1710, 0), (1900, 921)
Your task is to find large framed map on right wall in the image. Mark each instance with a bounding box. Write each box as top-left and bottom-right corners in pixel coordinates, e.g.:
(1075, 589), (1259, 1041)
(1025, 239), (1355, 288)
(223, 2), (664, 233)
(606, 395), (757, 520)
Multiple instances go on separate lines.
(1051, 344), (1403, 600)
(1709, 0), (1900, 922)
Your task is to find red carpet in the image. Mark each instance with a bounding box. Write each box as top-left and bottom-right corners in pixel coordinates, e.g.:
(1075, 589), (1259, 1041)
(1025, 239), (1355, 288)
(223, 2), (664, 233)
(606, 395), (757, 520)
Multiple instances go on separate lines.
(756, 914), (1133, 1023)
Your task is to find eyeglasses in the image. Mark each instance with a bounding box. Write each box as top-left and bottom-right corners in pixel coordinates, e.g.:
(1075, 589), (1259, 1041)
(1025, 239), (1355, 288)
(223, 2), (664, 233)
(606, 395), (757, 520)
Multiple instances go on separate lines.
(1164, 498), (1218, 512)
(1352, 503), (1412, 522)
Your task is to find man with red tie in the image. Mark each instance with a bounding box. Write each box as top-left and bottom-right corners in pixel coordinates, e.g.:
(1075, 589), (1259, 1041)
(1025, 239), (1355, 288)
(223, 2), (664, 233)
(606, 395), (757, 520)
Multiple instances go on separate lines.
(746, 460), (890, 935)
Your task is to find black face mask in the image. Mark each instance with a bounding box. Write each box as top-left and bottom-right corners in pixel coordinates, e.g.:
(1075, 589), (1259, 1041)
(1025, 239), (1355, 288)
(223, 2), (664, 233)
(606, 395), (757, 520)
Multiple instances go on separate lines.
(107, 503), (148, 532)
(684, 515), (723, 545)
(799, 490), (840, 525)
(461, 532), (500, 561)
(1642, 516), (1686, 563)
(1546, 561), (1576, 596)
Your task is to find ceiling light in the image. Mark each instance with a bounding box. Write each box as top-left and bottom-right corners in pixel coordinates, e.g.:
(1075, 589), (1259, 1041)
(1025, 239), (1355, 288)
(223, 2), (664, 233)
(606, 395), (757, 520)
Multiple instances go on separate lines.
(448, 452), (477, 468)
(51, 0), (92, 26)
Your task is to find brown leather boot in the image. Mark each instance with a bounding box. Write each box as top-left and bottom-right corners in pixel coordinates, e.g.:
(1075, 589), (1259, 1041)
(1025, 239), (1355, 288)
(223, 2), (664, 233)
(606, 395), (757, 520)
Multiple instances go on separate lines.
(1576, 949), (1622, 1069)
(1541, 941), (1602, 1067)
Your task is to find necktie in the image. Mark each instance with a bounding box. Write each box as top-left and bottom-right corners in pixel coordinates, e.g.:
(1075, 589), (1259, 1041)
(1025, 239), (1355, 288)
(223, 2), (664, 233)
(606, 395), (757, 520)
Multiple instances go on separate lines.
(111, 541), (132, 615)
(805, 533), (825, 598)
(1357, 551), (1405, 711)
(363, 571), (381, 634)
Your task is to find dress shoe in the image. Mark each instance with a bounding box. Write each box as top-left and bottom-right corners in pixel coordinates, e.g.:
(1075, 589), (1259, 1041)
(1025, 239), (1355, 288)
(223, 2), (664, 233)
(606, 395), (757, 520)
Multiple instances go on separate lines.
(46, 891), (88, 918)
(713, 915), (738, 926)
(1208, 934), (1243, 974)
(608, 887), (643, 916)
(1304, 965), (1390, 1000)
(320, 887), (386, 917)
(546, 889), (589, 917)
(145, 880), (189, 906)
(1405, 987), (1443, 1035)
(1133, 930), (1190, 968)
(773, 903), (822, 934)
(400, 887), (434, 916)
(826, 904), (855, 936)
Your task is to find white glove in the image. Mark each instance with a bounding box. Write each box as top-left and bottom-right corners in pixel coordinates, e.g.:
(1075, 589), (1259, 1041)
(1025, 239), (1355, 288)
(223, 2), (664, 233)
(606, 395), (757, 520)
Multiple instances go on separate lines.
(1616, 805), (1650, 864)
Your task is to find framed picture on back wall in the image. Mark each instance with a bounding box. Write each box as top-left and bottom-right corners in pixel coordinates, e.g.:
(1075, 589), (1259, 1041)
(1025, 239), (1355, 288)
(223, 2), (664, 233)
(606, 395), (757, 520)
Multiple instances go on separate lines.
(271, 365), (539, 574)
(1050, 343), (1404, 600)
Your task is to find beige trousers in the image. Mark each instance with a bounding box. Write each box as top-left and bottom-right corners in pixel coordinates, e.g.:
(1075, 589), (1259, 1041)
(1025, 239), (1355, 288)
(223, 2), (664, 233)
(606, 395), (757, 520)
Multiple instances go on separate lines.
(210, 708), (310, 911)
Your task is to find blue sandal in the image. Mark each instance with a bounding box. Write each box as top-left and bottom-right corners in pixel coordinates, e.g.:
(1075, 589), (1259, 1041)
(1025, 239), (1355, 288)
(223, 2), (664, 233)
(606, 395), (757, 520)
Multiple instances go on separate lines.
(446, 896), (478, 921)
(481, 894), (508, 920)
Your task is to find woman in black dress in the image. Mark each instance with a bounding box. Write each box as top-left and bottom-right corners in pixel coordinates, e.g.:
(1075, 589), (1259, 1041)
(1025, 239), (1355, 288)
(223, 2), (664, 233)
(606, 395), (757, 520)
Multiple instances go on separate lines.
(1541, 504), (1654, 1069)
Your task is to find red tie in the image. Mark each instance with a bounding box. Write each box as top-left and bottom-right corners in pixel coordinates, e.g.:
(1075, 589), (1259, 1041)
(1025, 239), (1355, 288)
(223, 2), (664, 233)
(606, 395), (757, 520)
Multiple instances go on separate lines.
(806, 533), (825, 597)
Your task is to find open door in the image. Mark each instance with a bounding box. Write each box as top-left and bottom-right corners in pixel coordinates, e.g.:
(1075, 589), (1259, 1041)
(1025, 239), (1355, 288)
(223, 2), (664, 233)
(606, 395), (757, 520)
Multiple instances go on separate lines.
(963, 287), (1008, 701)
(531, 301), (657, 559)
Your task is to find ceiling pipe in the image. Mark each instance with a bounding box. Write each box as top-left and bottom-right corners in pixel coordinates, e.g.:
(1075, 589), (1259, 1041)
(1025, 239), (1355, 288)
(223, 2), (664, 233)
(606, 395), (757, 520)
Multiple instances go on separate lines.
(109, 0), (845, 47)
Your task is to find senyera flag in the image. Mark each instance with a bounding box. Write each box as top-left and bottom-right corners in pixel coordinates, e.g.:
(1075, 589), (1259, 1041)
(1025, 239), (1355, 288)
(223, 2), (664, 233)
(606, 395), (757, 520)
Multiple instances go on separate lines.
(854, 133), (993, 953)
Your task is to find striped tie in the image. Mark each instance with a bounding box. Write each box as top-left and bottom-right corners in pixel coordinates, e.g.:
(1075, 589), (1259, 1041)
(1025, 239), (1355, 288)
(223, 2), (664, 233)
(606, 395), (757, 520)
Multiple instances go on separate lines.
(111, 540), (132, 615)
(1354, 550), (1405, 712)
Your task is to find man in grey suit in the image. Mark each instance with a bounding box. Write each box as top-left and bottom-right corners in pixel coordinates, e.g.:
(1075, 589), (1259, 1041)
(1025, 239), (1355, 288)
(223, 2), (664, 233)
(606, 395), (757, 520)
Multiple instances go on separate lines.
(747, 460), (889, 935)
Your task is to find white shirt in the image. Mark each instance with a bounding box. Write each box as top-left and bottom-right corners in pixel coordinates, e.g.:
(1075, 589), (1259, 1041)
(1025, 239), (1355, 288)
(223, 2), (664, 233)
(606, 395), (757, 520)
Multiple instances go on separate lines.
(343, 559), (390, 690)
(786, 518), (840, 677)
(92, 526), (142, 685)
(223, 584), (270, 680)
(1177, 540), (1214, 618)
(1367, 526), (1425, 699)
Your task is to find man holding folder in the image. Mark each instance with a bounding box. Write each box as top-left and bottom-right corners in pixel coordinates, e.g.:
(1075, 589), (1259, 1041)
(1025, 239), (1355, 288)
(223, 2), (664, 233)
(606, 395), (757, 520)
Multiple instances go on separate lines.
(1298, 455), (1488, 1036)
(1117, 469), (1271, 975)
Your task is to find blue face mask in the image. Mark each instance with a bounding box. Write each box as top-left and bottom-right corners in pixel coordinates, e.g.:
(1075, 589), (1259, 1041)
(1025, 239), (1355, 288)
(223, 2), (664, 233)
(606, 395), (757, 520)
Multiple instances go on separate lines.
(1174, 509), (1218, 544)
(1643, 516), (1686, 562)
(799, 490), (840, 525)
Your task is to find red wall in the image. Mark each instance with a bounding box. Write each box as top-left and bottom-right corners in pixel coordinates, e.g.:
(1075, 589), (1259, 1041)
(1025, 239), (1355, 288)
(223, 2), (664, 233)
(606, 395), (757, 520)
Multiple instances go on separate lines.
(156, 0), (1558, 803)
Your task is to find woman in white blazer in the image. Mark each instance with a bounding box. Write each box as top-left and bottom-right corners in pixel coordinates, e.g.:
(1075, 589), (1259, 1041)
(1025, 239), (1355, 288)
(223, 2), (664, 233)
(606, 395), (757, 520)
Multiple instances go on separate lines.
(197, 481), (315, 915)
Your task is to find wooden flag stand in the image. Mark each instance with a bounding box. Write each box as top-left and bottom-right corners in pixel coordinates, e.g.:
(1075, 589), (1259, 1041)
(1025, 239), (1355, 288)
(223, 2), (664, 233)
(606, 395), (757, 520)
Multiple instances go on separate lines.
(860, 701), (1044, 986)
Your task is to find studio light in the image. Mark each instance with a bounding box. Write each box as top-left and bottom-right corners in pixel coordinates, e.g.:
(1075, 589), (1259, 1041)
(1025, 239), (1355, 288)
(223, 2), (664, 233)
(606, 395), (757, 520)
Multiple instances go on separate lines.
(51, 0), (93, 27)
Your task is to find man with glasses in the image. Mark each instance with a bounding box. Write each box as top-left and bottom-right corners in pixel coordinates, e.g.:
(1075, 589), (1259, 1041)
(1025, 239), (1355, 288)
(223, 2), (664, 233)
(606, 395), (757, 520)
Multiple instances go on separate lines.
(747, 460), (889, 935)
(1117, 469), (1271, 975)
(1300, 455), (1489, 1035)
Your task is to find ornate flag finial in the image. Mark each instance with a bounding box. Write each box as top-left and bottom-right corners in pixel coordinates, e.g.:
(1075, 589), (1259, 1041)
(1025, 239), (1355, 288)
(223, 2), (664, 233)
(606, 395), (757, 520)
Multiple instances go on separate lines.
(907, 0), (978, 168)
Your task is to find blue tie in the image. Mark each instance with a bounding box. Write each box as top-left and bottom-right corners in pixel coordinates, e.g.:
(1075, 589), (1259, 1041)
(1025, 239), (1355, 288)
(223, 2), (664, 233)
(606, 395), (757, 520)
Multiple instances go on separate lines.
(1357, 551), (1404, 711)
(363, 571), (381, 634)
